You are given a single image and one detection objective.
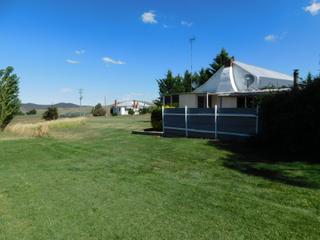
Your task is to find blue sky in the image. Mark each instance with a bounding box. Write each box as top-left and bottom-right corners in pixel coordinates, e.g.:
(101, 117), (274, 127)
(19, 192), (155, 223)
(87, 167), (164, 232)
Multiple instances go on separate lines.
(0, 0), (319, 105)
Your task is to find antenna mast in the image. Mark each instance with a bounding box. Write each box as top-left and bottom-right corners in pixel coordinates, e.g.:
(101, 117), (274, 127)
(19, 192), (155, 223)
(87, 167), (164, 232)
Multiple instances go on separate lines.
(79, 89), (83, 116)
(189, 37), (196, 73)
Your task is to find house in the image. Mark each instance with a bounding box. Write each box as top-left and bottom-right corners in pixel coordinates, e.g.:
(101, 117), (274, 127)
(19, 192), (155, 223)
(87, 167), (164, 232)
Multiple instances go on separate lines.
(163, 60), (294, 108)
(111, 100), (152, 115)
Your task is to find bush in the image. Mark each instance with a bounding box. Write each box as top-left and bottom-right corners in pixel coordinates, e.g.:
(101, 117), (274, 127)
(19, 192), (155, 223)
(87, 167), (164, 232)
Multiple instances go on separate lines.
(16, 110), (25, 116)
(151, 108), (162, 131)
(139, 107), (150, 115)
(92, 103), (106, 117)
(43, 107), (58, 121)
(128, 109), (135, 115)
(259, 77), (320, 157)
(26, 109), (37, 115)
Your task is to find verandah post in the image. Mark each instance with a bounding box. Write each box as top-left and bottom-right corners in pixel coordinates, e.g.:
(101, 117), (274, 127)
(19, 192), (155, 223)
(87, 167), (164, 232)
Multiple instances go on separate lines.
(185, 106), (188, 137)
(162, 106), (165, 134)
(256, 105), (259, 135)
(214, 104), (218, 139)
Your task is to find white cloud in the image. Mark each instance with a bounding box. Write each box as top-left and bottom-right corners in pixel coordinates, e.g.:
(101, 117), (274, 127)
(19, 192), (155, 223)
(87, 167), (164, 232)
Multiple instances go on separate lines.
(75, 49), (85, 55)
(304, 1), (320, 16)
(141, 11), (157, 24)
(60, 88), (73, 94)
(264, 34), (277, 42)
(102, 57), (125, 65)
(66, 59), (80, 64)
(181, 20), (193, 27)
(264, 32), (287, 42)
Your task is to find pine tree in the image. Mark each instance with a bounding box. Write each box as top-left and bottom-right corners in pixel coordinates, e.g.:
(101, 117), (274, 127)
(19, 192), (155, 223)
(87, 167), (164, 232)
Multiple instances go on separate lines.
(183, 70), (193, 92)
(0, 66), (20, 129)
(198, 68), (212, 86)
(209, 48), (232, 75)
(157, 70), (175, 95)
(157, 70), (184, 95)
(304, 72), (313, 85)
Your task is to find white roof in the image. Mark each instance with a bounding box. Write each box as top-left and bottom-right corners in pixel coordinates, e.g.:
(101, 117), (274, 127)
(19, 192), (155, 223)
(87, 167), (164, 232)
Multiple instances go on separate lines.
(234, 61), (292, 81)
(193, 61), (293, 94)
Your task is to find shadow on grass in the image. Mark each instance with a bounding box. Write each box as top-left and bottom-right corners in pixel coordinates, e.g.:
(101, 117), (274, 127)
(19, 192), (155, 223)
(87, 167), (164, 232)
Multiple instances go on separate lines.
(208, 140), (320, 189)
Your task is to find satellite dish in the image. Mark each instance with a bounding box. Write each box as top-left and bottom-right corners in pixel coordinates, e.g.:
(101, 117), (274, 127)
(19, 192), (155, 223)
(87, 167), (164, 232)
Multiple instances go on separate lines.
(191, 81), (198, 89)
(244, 74), (255, 89)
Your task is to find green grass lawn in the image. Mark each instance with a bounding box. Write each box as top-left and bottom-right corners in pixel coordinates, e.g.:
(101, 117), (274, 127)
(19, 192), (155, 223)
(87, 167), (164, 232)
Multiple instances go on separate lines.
(0, 115), (319, 239)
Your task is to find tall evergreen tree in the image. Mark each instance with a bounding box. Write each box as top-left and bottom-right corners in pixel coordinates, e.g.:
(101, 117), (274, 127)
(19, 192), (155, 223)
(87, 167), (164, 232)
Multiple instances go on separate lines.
(157, 70), (184, 95)
(157, 70), (175, 95)
(303, 72), (313, 86)
(209, 48), (232, 75)
(198, 68), (212, 86)
(174, 74), (185, 93)
(183, 70), (193, 92)
(0, 66), (20, 129)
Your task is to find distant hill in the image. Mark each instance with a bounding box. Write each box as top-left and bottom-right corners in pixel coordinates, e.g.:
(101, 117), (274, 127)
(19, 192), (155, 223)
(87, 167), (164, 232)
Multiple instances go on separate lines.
(21, 103), (85, 111)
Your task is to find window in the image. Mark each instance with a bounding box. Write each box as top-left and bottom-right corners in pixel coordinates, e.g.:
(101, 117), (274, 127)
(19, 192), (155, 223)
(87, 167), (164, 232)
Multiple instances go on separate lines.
(246, 97), (255, 108)
(237, 96), (257, 108)
(198, 96), (205, 108)
(172, 95), (179, 106)
(237, 97), (245, 108)
(164, 96), (171, 105)
(208, 95), (213, 108)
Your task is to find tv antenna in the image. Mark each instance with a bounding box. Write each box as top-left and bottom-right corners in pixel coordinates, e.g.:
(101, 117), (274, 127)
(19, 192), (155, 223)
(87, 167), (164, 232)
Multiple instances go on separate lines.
(79, 89), (83, 116)
(189, 37), (196, 73)
(318, 53), (320, 73)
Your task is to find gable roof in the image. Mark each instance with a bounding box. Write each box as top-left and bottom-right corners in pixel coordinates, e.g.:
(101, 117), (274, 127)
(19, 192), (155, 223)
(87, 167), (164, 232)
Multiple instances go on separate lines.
(193, 61), (293, 94)
(234, 61), (293, 81)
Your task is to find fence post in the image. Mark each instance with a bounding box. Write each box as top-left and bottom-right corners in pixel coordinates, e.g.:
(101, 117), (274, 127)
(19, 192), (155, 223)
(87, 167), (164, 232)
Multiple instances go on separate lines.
(214, 104), (218, 139)
(185, 106), (188, 137)
(256, 105), (259, 135)
(162, 106), (165, 134)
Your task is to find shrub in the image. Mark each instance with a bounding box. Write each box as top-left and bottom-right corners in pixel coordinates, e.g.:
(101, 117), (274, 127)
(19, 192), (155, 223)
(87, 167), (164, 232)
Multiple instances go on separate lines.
(16, 110), (25, 116)
(259, 77), (320, 157)
(128, 109), (135, 115)
(151, 108), (162, 131)
(26, 109), (37, 115)
(43, 107), (58, 121)
(109, 108), (117, 116)
(139, 107), (150, 115)
(92, 103), (106, 117)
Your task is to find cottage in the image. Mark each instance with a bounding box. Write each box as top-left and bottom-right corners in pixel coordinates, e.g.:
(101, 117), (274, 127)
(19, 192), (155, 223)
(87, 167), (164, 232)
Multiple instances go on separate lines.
(163, 60), (293, 108)
(111, 100), (152, 115)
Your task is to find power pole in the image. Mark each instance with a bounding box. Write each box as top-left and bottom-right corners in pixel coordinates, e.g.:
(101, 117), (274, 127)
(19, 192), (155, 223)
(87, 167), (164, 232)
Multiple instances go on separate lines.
(79, 89), (83, 116)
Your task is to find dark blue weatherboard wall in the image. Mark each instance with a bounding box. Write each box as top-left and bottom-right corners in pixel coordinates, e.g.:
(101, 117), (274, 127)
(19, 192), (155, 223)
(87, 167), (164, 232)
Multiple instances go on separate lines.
(163, 108), (258, 139)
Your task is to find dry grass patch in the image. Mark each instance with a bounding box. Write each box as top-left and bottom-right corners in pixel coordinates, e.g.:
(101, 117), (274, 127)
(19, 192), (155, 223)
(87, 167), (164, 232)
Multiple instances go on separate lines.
(5, 117), (86, 137)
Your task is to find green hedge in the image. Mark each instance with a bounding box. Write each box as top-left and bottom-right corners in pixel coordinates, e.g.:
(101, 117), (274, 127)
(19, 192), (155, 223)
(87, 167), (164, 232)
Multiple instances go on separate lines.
(151, 108), (162, 131)
(259, 77), (320, 157)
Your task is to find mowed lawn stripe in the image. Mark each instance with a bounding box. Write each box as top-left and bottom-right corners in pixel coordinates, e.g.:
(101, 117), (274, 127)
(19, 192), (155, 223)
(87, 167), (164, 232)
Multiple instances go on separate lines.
(0, 116), (319, 239)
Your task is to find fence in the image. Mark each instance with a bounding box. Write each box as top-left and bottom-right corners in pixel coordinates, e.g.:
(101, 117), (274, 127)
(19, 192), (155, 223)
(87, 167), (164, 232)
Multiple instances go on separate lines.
(162, 105), (259, 139)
